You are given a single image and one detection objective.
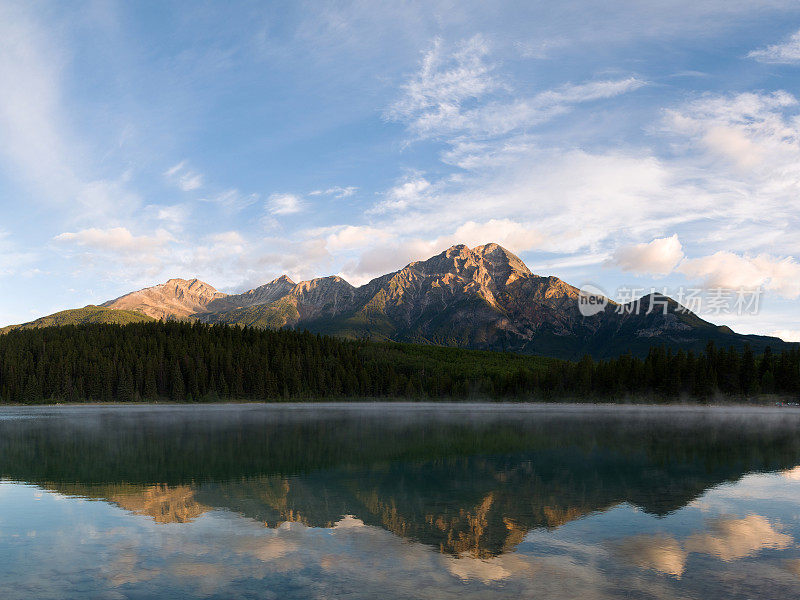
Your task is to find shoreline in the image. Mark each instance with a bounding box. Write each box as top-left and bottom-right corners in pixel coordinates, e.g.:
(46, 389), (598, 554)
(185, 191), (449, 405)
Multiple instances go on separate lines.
(1, 399), (799, 413)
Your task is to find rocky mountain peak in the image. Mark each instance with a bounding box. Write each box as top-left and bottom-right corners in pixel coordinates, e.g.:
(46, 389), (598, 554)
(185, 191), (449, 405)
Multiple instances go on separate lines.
(293, 275), (355, 295)
(59, 241), (787, 360)
(473, 243), (532, 276)
(272, 275), (295, 286)
(102, 278), (226, 320)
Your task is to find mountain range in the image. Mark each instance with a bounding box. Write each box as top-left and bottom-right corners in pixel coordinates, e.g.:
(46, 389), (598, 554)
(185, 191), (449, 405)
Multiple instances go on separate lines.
(1, 243), (790, 358)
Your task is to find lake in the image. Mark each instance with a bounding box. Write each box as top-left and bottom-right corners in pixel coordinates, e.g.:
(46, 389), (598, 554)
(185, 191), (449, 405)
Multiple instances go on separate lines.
(0, 403), (799, 599)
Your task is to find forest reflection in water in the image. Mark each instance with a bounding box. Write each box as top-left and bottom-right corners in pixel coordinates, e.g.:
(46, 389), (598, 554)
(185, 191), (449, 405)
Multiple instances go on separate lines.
(1, 403), (800, 599)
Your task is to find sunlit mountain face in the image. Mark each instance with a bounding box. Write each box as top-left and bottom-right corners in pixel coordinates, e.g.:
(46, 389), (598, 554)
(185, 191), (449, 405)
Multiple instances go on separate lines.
(1, 404), (800, 598)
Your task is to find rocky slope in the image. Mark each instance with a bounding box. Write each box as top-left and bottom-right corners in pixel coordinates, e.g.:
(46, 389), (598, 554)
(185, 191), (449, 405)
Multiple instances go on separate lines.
(101, 278), (226, 320)
(4, 243), (792, 358)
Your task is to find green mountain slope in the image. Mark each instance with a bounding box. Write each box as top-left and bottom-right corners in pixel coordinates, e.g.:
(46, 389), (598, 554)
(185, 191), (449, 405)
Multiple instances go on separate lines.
(1, 306), (155, 333)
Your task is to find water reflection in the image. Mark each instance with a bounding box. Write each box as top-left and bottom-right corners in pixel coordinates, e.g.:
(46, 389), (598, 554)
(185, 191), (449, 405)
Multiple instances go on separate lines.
(0, 404), (799, 598)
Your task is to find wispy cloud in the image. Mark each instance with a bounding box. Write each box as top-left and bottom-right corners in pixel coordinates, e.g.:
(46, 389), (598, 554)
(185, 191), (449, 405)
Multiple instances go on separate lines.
(202, 189), (260, 211)
(385, 35), (500, 138)
(164, 160), (204, 191)
(0, 4), (142, 225)
(309, 186), (358, 199)
(748, 29), (800, 63)
(54, 227), (173, 253)
(370, 175), (431, 213)
(386, 36), (646, 140)
(0, 231), (38, 278)
(267, 193), (304, 215)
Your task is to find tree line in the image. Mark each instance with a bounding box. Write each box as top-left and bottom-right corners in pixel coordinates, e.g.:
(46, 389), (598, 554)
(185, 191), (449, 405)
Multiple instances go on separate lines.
(0, 322), (797, 403)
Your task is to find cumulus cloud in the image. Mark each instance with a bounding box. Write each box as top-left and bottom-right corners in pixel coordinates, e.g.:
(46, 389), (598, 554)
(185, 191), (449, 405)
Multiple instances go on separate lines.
(611, 235), (684, 276)
(678, 251), (800, 298)
(164, 161), (203, 191)
(267, 193), (304, 215)
(748, 29), (800, 63)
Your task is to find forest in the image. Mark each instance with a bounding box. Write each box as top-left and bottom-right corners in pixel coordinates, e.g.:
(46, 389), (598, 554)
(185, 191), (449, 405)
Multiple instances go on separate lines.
(0, 322), (798, 403)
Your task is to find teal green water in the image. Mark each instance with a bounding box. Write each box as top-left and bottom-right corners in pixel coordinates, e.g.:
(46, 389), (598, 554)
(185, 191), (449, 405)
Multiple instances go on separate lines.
(1, 403), (800, 599)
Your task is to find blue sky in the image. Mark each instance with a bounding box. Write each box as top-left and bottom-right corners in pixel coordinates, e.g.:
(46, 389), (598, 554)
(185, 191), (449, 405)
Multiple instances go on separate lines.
(2, 1), (800, 340)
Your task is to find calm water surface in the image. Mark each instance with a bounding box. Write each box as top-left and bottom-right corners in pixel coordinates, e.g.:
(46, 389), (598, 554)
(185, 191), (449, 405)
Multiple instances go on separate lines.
(1, 403), (800, 599)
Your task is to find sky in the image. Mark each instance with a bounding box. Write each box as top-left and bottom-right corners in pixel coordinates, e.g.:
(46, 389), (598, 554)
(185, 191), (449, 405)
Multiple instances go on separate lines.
(1, 1), (800, 340)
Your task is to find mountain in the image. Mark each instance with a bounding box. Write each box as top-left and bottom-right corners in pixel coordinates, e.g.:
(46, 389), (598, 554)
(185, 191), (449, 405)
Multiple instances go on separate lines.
(2, 243), (792, 358)
(101, 278), (225, 320)
(194, 242), (788, 358)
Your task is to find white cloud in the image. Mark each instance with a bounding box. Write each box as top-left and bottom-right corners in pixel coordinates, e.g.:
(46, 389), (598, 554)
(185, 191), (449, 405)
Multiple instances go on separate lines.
(335, 219), (543, 285)
(339, 239), (441, 285)
(309, 186), (358, 199)
(267, 193), (304, 215)
(164, 160), (203, 191)
(54, 227), (172, 252)
(612, 235), (684, 276)
(387, 36), (645, 140)
(371, 176), (431, 213)
(665, 91), (798, 176)
(0, 6), (142, 224)
(748, 29), (800, 63)
(678, 251), (800, 298)
(385, 35), (499, 138)
(325, 225), (396, 251)
(0, 4), (74, 195)
(441, 219), (544, 253)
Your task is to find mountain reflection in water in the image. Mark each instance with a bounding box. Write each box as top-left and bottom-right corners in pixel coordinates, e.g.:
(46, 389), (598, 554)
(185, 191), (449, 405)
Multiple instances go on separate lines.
(1, 403), (800, 599)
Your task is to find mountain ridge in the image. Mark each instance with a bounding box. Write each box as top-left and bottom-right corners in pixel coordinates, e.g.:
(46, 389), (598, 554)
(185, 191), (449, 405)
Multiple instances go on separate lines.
(3, 243), (792, 359)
